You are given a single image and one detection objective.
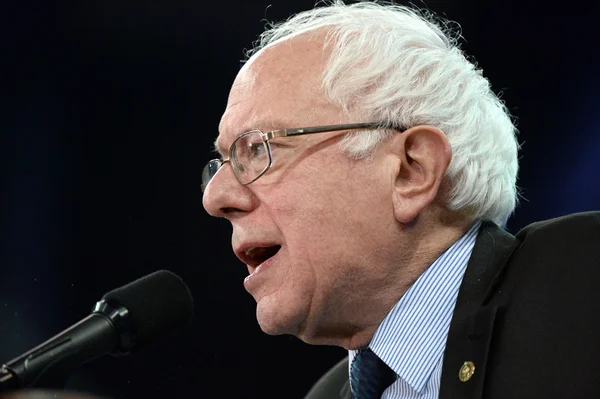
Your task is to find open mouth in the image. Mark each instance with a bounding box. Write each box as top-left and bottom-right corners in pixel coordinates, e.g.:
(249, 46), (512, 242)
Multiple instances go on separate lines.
(244, 245), (281, 267)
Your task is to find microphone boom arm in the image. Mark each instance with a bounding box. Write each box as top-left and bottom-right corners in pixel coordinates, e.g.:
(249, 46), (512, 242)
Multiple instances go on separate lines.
(0, 301), (130, 392)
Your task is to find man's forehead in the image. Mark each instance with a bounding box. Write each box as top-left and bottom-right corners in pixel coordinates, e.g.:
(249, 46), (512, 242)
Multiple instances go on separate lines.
(213, 33), (332, 156)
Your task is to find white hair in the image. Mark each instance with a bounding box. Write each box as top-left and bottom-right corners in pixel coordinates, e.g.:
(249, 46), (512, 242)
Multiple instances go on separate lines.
(245, 0), (520, 226)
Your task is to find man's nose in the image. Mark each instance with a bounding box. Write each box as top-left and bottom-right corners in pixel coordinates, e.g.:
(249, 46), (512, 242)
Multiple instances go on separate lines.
(202, 163), (256, 218)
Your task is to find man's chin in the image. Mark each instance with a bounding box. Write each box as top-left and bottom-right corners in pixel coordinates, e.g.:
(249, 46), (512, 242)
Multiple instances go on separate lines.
(255, 300), (303, 337)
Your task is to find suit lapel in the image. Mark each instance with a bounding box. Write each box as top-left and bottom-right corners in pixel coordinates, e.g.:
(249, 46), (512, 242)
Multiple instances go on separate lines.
(439, 222), (520, 399)
(340, 379), (351, 399)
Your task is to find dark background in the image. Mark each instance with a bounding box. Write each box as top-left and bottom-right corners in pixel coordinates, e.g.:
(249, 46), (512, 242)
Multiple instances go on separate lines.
(2, 0), (599, 398)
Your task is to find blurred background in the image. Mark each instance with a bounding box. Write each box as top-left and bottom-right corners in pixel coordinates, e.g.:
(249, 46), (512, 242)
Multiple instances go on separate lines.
(1, 0), (599, 398)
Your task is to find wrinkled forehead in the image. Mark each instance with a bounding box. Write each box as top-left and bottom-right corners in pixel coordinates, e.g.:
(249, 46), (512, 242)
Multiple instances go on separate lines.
(215, 33), (337, 155)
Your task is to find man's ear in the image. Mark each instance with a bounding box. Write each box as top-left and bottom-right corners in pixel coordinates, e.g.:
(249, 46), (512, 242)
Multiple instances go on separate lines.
(391, 125), (452, 224)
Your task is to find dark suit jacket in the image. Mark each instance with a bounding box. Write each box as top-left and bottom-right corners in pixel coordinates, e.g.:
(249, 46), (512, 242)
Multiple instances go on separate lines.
(304, 211), (600, 399)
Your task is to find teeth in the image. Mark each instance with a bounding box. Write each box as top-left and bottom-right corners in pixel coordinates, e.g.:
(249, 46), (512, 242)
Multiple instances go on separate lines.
(245, 247), (266, 258)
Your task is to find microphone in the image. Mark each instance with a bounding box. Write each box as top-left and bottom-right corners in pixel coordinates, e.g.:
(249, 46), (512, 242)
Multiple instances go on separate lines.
(0, 270), (194, 393)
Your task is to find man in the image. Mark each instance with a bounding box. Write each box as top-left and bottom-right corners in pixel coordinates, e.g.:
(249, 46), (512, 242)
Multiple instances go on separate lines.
(202, 1), (600, 398)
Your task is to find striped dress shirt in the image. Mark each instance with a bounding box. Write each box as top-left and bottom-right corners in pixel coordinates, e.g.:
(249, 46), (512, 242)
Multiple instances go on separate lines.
(348, 221), (481, 398)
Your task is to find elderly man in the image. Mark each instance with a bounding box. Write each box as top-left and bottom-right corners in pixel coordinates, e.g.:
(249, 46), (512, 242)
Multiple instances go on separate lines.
(202, 1), (600, 398)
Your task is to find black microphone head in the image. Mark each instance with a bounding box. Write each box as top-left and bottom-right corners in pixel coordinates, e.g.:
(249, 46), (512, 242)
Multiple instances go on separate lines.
(101, 270), (194, 351)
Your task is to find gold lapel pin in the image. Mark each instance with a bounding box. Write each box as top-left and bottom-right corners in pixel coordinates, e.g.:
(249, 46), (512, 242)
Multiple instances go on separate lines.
(458, 361), (475, 382)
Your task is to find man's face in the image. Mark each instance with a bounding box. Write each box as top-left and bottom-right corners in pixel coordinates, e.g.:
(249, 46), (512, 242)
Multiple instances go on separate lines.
(202, 37), (401, 344)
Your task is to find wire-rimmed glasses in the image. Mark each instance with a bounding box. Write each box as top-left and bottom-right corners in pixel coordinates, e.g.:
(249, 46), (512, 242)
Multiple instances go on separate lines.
(201, 122), (393, 192)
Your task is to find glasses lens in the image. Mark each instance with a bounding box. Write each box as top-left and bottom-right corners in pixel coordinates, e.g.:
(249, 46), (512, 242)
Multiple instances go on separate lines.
(232, 131), (270, 184)
(201, 159), (222, 192)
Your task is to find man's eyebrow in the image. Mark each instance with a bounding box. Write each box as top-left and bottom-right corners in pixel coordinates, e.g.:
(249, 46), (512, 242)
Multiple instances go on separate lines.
(212, 138), (226, 158)
(212, 120), (291, 157)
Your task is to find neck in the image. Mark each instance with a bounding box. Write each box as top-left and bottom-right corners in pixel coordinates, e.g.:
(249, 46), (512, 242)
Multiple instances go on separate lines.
(316, 213), (475, 349)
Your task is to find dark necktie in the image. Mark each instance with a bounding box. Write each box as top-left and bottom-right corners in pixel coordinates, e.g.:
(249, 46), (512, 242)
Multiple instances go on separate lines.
(350, 347), (396, 399)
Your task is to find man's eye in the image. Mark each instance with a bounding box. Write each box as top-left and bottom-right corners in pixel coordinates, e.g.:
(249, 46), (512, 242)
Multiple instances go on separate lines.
(249, 142), (267, 158)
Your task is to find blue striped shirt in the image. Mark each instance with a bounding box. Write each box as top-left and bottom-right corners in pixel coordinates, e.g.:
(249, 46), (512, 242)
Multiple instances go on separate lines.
(348, 221), (481, 398)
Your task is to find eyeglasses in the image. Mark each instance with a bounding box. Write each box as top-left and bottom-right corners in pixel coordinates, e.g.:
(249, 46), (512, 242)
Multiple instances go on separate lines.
(201, 122), (397, 192)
